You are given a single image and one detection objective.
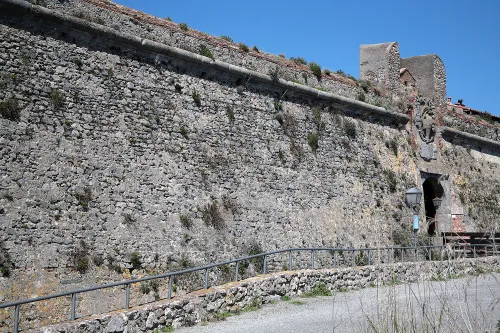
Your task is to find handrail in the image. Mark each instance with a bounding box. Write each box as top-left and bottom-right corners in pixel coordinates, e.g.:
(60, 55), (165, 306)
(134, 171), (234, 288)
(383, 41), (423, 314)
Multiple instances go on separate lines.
(0, 243), (498, 332)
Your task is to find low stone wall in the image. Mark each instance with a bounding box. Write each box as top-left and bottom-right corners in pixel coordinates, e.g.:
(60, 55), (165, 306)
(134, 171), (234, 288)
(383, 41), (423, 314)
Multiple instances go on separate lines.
(25, 256), (499, 333)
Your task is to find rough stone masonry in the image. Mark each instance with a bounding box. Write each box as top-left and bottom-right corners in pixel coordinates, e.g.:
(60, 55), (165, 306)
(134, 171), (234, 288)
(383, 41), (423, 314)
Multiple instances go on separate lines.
(0, 0), (499, 331)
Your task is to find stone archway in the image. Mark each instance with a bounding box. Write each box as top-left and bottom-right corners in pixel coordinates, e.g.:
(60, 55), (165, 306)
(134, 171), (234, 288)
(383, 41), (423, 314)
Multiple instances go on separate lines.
(422, 178), (444, 235)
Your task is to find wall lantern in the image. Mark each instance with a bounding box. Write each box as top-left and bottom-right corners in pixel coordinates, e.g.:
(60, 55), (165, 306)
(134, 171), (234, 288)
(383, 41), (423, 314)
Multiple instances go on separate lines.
(405, 187), (423, 207)
(405, 187), (423, 246)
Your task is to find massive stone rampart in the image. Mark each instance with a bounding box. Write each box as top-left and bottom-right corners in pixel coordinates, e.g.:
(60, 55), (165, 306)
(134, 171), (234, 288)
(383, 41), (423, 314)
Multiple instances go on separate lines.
(0, 0), (499, 330)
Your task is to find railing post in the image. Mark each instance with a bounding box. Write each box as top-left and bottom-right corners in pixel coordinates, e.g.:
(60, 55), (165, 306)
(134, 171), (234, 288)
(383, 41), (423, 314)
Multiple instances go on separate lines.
(125, 283), (131, 309)
(351, 250), (355, 267)
(235, 261), (239, 281)
(387, 248), (390, 264)
(13, 304), (20, 333)
(429, 247), (432, 261)
(333, 251), (337, 268)
(368, 249), (371, 266)
(473, 246), (476, 259)
(288, 251), (292, 271)
(71, 293), (76, 320)
(311, 250), (314, 269)
(168, 276), (173, 300)
(204, 269), (209, 289)
(263, 255), (267, 274)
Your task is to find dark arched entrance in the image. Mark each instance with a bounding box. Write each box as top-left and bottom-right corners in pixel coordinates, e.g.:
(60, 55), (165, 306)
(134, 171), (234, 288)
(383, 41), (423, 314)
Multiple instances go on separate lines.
(422, 178), (444, 235)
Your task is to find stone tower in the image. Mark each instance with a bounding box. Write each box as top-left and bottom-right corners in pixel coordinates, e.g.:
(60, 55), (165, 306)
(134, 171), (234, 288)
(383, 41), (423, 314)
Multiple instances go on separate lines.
(359, 42), (400, 91)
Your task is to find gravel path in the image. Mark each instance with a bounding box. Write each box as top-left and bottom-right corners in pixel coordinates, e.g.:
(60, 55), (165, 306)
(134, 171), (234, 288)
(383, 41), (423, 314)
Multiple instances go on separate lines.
(176, 273), (500, 333)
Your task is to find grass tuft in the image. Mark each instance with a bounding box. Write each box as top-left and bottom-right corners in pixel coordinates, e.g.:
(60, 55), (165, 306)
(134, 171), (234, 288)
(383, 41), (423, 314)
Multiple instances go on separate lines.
(199, 44), (214, 60)
(301, 282), (332, 297)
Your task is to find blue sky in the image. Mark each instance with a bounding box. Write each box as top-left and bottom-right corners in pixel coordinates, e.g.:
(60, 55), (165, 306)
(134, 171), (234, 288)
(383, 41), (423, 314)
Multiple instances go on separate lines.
(114, 0), (499, 116)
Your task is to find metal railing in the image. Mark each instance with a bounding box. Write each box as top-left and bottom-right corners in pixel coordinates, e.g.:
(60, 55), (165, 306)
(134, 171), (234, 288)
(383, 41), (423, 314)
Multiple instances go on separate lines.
(0, 243), (498, 332)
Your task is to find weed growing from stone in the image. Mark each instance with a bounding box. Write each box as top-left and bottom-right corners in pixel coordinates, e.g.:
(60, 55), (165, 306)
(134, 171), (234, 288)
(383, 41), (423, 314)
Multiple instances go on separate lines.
(180, 214), (192, 229)
(152, 326), (174, 333)
(355, 250), (368, 266)
(323, 68), (331, 75)
(357, 91), (366, 102)
(219, 35), (233, 42)
(179, 126), (188, 139)
(72, 240), (89, 274)
(198, 44), (214, 60)
(179, 22), (188, 31)
(122, 213), (136, 225)
(130, 251), (142, 271)
(281, 295), (291, 301)
(273, 100), (283, 112)
(291, 300), (305, 305)
(92, 254), (104, 266)
(225, 106), (235, 122)
(311, 106), (324, 131)
(222, 195), (240, 214)
(238, 43), (249, 52)
(343, 119), (357, 139)
(242, 297), (261, 312)
(307, 132), (319, 154)
(215, 311), (232, 321)
(309, 62), (322, 80)
(383, 169), (397, 193)
(106, 67), (113, 77)
(74, 187), (92, 211)
(106, 255), (122, 273)
(290, 57), (307, 65)
(140, 279), (160, 300)
(268, 66), (280, 82)
(0, 241), (12, 277)
(201, 200), (225, 230)
(192, 90), (201, 106)
(278, 150), (285, 164)
(49, 89), (65, 109)
(347, 74), (357, 81)
(301, 282), (332, 297)
(0, 97), (20, 121)
(252, 45), (259, 52)
(359, 79), (372, 92)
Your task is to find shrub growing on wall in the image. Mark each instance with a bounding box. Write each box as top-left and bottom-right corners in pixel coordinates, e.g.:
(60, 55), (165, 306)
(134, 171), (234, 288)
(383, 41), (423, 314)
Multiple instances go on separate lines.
(198, 44), (214, 60)
(308, 132), (319, 154)
(343, 119), (357, 139)
(309, 62), (322, 80)
(0, 97), (20, 121)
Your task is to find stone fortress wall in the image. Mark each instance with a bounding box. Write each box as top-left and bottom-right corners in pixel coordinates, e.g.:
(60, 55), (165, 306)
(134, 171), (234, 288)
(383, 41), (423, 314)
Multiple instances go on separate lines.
(0, 0), (499, 328)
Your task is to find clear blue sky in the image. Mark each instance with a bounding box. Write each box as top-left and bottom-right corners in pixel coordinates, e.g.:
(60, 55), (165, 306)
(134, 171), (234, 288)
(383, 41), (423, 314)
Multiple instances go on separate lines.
(114, 0), (499, 116)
